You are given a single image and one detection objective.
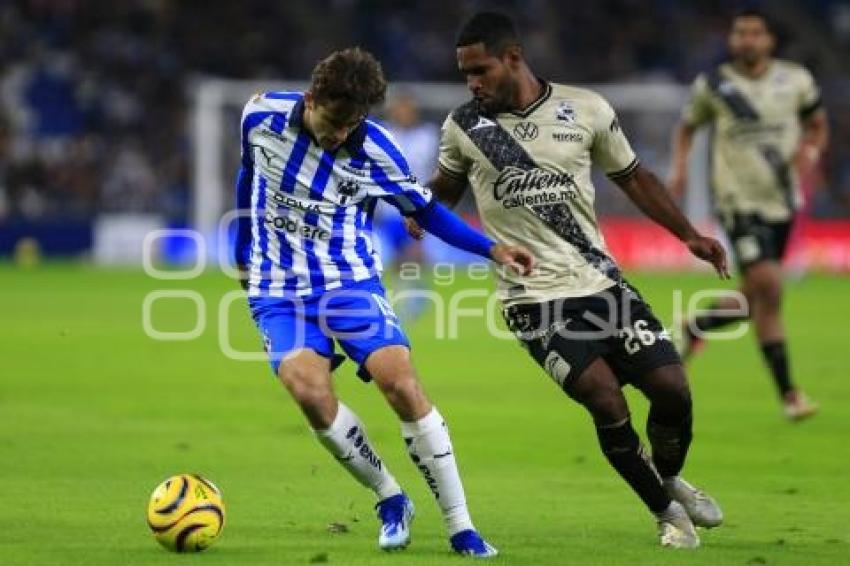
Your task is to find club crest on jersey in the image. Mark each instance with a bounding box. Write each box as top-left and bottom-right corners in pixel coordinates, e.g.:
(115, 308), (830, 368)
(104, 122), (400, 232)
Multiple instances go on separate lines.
(555, 101), (576, 124)
(336, 178), (360, 205)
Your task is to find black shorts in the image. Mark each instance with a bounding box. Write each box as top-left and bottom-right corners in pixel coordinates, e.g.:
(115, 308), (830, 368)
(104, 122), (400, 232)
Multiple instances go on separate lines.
(502, 284), (681, 392)
(722, 212), (793, 271)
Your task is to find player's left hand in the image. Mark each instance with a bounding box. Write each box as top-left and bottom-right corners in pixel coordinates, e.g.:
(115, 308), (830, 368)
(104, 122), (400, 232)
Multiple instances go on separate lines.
(490, 243), (535, 276)
(686, 235), (730, 279)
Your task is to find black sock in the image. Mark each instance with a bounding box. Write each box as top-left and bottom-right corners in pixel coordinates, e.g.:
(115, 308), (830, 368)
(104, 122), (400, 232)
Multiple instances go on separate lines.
(596, 418), (670, 514)
(647, 408), (693, 478)
(692, 302), (748, 333)
(760, 341), (793, 396)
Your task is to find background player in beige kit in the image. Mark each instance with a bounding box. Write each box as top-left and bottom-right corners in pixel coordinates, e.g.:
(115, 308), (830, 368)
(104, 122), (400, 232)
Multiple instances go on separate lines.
(669, 9), (828, 421)
(409, 12), (729, 549)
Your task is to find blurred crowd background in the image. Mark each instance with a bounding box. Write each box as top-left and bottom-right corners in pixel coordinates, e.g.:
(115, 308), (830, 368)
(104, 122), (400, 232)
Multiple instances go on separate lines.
(2, 0), (850, 256)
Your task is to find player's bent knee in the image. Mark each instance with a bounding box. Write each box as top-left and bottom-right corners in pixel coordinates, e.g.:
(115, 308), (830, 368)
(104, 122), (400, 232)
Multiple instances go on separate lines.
(642, 364), (693, 414)
(565, 361), (629, 424)
(278, 363), (309, 392)
(278, 360), (333, 412)
(577, 388), (629, 425)
(377, 373), (414, 396)
(379, 374), (427, 411)
(671, 383), (693, 415)
(367, 348), (426, 401)
(370, 364), (431, 420)
(282, 377), (330, 408)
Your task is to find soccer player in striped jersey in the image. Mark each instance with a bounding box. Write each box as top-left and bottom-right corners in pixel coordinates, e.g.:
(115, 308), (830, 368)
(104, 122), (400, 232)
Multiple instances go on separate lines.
(234, 47), (532, 557)
(408, 12), (728, 548)
(670, 9), (826, 421)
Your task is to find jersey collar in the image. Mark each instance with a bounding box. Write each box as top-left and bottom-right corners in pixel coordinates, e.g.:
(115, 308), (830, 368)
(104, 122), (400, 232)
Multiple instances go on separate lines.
(509, 78), (552, 118)
(726, 59), (775, 82)
(290, 95), (368, 154)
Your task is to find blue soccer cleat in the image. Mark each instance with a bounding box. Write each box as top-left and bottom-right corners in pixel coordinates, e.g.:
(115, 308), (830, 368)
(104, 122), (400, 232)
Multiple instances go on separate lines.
(376, 493), (415, 551)
(450, 529), (499, 558)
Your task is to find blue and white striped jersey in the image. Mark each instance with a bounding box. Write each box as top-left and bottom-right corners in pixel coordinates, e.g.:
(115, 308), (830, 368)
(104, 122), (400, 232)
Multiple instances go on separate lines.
(235, 92), (433, 298)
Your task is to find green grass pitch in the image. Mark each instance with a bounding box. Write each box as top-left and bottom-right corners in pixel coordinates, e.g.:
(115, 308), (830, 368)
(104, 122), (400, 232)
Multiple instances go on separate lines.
(1, 264), (848, 564)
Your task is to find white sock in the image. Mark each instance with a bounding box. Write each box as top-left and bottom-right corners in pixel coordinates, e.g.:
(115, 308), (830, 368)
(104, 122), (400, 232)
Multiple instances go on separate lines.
(315, 402), (402, 500)
(401, 407), (474, 535)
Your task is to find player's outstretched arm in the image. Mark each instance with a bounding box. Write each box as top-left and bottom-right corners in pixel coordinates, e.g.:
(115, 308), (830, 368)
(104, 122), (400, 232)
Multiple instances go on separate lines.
(614, 164), (730, 279)
(411, 201), (534, 276)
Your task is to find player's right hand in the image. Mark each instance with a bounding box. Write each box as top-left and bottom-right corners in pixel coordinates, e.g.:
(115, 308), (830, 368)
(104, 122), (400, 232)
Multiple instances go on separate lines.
(686, 235), (730, 280)
(490, 243), (535, 276)
(404, 217), (426, 240)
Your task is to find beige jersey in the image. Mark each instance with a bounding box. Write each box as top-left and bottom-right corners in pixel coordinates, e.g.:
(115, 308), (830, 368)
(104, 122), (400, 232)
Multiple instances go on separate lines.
(439, 81), (639, 305)
(682, 59), (822, 221)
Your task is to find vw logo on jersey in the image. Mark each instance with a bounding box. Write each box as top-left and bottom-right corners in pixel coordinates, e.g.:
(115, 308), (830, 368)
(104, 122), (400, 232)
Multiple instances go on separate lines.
(513, 121), (539, 141)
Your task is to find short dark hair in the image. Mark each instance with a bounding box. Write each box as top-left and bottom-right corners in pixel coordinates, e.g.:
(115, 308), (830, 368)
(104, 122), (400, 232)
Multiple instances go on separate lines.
(456, 11), (520, 54)
(732, 7), (775, 35)
(310, 47), (387, 112)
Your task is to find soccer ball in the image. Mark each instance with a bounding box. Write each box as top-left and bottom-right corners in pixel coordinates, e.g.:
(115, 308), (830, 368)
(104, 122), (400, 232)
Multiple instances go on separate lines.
(146, 474), (225, 552)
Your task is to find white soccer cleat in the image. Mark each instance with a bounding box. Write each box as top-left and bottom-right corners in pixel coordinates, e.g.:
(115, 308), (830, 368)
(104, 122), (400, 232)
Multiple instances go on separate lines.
(376, 493), (414, 551)
(783, 390), (819, 422)
(663, 476), (723, 528)
(655, 501), (700, 549)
